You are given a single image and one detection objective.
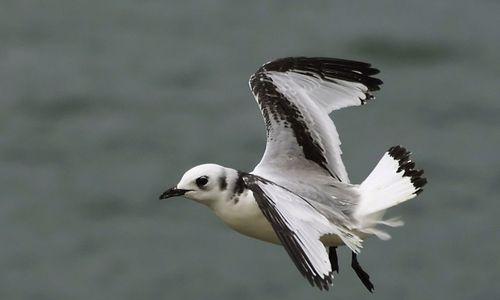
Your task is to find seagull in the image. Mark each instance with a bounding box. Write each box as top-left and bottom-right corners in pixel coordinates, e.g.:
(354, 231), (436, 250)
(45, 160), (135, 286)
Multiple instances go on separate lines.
(159, 57), (427, 292)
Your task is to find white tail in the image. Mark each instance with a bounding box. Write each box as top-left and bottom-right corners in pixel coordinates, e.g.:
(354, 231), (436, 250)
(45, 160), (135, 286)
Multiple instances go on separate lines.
(354, 146), (426, 238)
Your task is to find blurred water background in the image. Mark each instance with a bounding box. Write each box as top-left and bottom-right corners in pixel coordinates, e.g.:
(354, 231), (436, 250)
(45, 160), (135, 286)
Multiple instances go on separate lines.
(1, 1), (499, 299)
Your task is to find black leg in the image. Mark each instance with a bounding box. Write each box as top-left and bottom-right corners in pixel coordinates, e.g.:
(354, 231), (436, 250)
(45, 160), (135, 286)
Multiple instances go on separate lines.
(328, 247), (339, 273)
(351, 252), (374, 293)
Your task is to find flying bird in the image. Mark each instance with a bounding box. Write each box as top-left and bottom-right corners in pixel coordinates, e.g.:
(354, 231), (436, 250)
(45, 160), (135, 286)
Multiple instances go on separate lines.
(160, 57), (427, 292)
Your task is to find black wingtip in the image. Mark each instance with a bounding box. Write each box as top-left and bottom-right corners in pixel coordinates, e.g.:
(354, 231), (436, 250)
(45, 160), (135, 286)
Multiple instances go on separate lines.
(388, 145), (427, 195)
(257, 56), (383, 102)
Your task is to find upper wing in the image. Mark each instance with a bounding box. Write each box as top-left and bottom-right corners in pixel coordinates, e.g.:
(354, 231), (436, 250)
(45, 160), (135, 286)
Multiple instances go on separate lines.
(249, 57), (382, 183)
(244, 174), (362, 290)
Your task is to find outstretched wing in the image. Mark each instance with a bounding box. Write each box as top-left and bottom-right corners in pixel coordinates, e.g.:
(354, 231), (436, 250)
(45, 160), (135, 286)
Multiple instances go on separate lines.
(249, 57), (382, 183)
(244, 174), (362, 290)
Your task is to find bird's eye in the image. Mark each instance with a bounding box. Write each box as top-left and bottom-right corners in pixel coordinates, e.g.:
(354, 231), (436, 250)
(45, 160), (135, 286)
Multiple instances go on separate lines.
(195, 176), (209, 188)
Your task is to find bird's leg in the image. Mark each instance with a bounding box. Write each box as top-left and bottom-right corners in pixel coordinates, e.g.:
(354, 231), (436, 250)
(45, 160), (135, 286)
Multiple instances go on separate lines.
(328, 247), (339, 273)
(351, 252), (374, 293)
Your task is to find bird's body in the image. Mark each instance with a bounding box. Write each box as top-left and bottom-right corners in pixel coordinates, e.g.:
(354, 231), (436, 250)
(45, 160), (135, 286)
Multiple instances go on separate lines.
(208, 168), (357, 246)
(212, 183), (279, 244)
(160, 57), (427, 292)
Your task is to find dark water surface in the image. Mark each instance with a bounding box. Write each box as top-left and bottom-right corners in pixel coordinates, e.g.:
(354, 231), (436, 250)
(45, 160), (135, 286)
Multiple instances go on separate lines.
(1, 1), (499, 299)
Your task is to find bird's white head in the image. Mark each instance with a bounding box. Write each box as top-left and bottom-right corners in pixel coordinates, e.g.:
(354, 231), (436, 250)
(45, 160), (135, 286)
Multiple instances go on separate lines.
(159, 163), (236, 205)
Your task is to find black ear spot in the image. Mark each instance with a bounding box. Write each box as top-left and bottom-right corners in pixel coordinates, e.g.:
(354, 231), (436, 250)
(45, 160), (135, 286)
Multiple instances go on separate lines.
(195, 176), (209, 188)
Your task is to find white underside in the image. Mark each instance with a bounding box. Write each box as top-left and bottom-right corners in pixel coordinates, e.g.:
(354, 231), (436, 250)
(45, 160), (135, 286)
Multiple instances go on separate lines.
(211, 189), (346, 247)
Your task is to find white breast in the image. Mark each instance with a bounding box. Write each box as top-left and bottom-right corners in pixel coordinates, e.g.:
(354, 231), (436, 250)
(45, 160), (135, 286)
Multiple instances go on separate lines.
(211, 189), (280, 244)
(210, 188), (348, 247)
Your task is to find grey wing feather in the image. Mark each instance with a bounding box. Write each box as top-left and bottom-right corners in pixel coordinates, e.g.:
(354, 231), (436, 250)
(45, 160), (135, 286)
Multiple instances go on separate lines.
(244, 174), (363, 290)
(249, 57), (382, 184)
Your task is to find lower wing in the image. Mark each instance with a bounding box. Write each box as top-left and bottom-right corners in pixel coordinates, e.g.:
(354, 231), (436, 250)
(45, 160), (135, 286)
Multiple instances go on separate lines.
(243, 174), (362, 290)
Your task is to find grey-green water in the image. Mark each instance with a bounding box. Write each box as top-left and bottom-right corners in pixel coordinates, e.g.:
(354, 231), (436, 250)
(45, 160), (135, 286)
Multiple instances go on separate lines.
(1, 1), (499, 299)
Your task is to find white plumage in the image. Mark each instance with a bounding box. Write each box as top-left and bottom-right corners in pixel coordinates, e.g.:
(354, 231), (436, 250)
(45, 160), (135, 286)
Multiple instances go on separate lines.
(161, 57), (427, 292)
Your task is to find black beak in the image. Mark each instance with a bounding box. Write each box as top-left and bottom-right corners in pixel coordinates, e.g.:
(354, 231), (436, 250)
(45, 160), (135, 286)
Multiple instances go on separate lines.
(159, 187), (189, 200)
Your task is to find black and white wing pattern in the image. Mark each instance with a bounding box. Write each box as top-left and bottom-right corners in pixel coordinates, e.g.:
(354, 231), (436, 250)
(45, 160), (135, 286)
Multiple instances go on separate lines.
(249, 57), (382, 183)
(244, 174), (362, 290)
